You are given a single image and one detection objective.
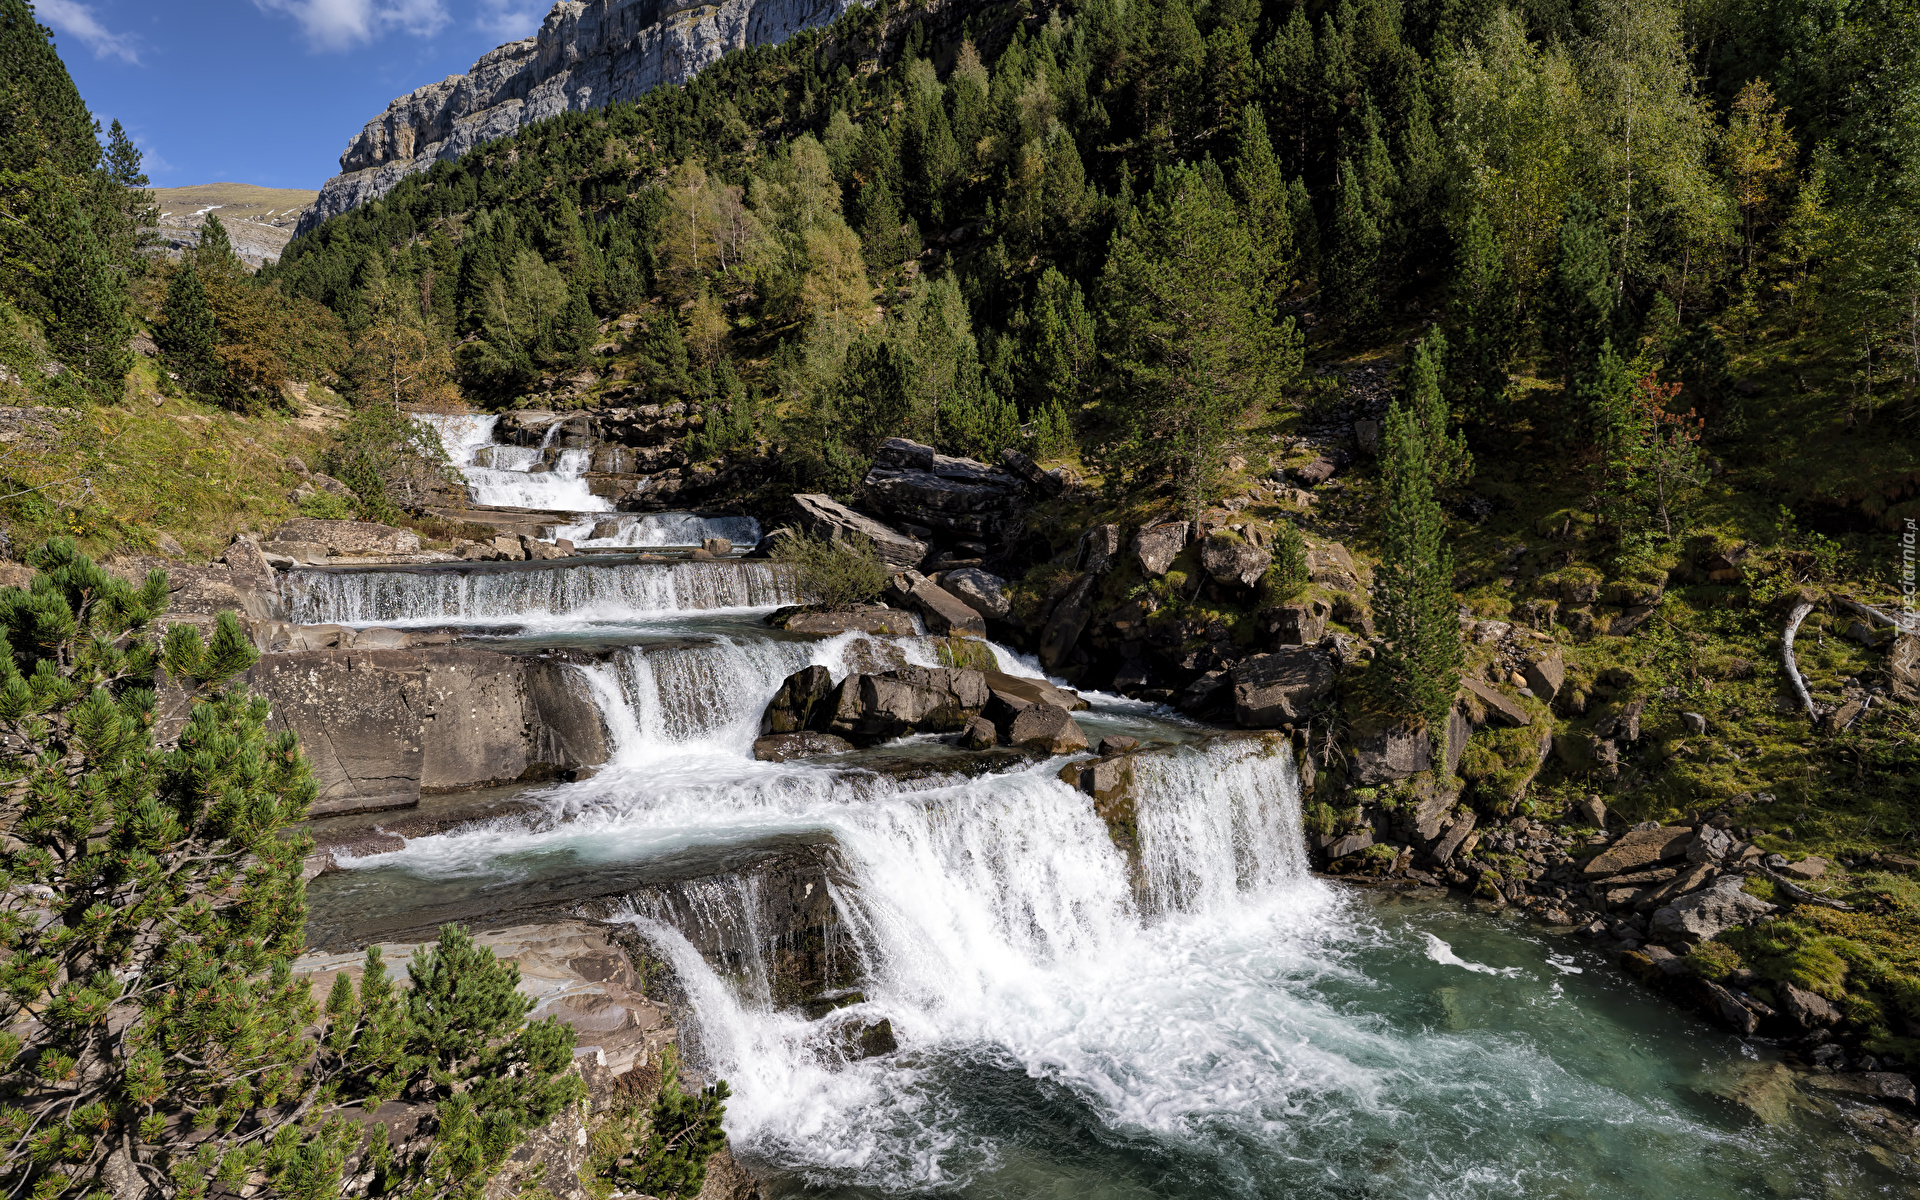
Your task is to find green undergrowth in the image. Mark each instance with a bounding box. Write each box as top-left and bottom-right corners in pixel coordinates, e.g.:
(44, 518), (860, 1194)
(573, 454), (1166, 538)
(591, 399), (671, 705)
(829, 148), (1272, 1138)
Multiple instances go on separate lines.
(0, 392), (337, 559)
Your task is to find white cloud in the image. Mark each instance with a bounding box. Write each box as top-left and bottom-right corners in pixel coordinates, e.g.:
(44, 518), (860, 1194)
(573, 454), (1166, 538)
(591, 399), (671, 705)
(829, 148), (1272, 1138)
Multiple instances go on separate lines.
(37, 0), (141, 63)
(476, 0), (544, 40)
(254, 0), (451, 51)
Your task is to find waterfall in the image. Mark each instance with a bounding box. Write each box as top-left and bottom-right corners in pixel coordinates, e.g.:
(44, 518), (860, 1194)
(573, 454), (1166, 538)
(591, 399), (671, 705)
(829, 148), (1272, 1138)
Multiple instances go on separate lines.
(551, 512), (763, 549)
(571, 638), (822, 762)
(601, 740), (1317, 1189)
(416, 412), (612, 513)
(285, 559), (802, 626)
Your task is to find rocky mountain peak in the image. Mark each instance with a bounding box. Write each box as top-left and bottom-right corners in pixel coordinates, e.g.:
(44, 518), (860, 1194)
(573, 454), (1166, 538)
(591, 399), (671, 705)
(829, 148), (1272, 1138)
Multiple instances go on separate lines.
(298, 0), (862, 236)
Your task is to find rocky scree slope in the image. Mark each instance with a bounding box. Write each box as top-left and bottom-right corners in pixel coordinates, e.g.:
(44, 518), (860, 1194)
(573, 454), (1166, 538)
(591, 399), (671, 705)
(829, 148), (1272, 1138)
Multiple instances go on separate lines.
(301, 0), (869, 232)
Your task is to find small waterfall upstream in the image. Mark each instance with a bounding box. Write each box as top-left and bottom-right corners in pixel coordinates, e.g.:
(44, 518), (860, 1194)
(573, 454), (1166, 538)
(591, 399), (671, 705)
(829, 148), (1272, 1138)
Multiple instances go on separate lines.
(418, 412), (612, 512)
(286, 559), (801, 626)
(553, 511), (764, 550)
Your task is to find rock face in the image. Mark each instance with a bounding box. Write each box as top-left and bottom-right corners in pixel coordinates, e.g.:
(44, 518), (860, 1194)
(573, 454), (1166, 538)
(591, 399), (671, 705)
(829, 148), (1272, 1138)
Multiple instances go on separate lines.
(939, 567), (1010, 620)
(245, 648), (605, 815)
(300, 0), (867, 231)
(765, 603), (915, 636)
(1650, 876), (1776, 941)
(790, 493), (927, 570)
(271, 518), (421, 557)
(1231, 648), (1334, 727)
(861, 439), (1027, 540)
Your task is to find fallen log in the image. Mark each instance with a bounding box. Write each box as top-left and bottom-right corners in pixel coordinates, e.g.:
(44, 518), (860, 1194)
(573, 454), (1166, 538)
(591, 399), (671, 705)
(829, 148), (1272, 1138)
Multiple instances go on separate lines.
(1781, 599), (1817, 720)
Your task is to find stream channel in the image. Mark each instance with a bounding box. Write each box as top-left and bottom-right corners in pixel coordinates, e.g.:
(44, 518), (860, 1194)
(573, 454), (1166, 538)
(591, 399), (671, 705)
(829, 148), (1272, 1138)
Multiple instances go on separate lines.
(296, 419), (1915, 1199)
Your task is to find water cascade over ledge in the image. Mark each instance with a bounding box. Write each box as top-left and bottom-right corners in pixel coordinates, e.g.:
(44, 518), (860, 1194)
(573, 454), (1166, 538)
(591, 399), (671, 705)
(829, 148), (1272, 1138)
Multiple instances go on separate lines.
(285, 558), (801, 626)
(301, 536), (1916, 1199)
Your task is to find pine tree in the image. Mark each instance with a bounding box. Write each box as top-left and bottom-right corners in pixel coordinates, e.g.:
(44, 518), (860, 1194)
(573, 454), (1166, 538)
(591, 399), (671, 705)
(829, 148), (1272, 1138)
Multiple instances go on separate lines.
(1099, 161), (1301, 517)
(1541, 194), (1615, 391)
(42, 196), (130, 392)
(552, 285), (598, 368)
(1401, 332), (1471, 488)
(103, 118), (146, 186)
(855, 174), (904, 273)
(1367, 401), (1465, 732)
(0, 540), (315, 1200)
(1445, 205), (1519, 421)
(1229, 104), (1292, 285)
(1328, 156), (1384, 327)
(0, 0), (98, 176)
(616, 1049), (729, 1200)
(158, 261), (222, 395)
(195, 211), (237, 270)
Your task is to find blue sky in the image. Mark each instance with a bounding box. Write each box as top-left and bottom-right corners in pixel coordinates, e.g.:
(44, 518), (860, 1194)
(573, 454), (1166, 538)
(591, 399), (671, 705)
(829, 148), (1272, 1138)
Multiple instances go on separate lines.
(39, 0), (554, 190)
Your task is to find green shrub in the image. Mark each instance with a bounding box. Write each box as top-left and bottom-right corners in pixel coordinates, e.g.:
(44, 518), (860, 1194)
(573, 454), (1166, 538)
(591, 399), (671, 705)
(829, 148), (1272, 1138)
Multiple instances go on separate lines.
(323, 400), (463, 521)
(1303, 802), (1339, 836)
(297, 490), (354, 520)
(616, 1048), (730, 1199)
(1686, 940), (1744, 982)
(1258, 523), (1309, 603)
(771, 530), (888, 608)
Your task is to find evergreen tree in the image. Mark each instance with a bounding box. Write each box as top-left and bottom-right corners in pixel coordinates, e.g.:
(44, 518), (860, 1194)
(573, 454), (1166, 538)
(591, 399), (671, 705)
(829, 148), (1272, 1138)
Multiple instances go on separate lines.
(42, 196), (130, 392)
(616, 1050), (729, 1200)
(1100, 162), (1301, 517)
(1541, 195), (1615, 391)
(1367, 400), (1465, 732)
(103, 117), (146, 186)
(0, 541), (314, 1200)
(1445, 205), (1519, 421)
(158, 261), (221, 395)
(553, 285), (598, 367)
(1400, 332), (1471, 488)
(1327, 155), (1385, 327)
(1229, 104), (1292, 285)
(855, 174), (905, 273)
(194, 211), (237, 270)
(0, 0), (98, 176)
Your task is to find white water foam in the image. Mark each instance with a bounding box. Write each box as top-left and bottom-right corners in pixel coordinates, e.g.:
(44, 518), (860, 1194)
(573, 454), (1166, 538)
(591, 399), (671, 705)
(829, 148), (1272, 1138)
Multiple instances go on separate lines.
(610, 741), (1329, 1191)
(552, 512), (764, 550)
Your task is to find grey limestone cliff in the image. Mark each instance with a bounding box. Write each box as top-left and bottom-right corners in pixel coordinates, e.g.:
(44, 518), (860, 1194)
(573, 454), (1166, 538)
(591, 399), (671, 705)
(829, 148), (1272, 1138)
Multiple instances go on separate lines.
(298, 0), (862, 235)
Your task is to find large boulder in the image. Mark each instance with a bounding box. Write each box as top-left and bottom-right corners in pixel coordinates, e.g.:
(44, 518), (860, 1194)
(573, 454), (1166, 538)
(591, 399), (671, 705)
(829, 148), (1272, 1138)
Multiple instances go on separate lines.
(823, 667), (989, 741)
(1261, 599), (1330, 646)
(1524, 651), (1566, 702)
(790, 494), (927, 571)
(983, 671), (1089, 714)
(765, 604), (917, 636)
(1351, 718), (1433, 785)
(1231, 648), (1335, 727)
(999, 447), (1068, 497)
(761, 666), (836, 735)
(1037, 572), (1096, 671)
(1582, 825), (1695, 879)
(270, 518), (421, 557)
(1199, 533), (1271, 589)
(939, 567), (1010, 620)
(753, 732), (856, 762)
(1008, 705), (1090, 755)
(861, 443), (1026, 539)
(1133, 521), (1189, 577)
(1650, 876), (1775, 942)
(893, 573), (986, 637)
(1078, 524), (1123, 575)
(1461, 678), (1530, 728)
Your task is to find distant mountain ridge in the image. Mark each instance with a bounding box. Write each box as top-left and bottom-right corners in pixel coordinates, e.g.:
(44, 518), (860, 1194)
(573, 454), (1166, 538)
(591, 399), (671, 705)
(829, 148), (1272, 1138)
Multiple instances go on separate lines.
(151, 183), (317, 268)
(298, 0), (862, 235)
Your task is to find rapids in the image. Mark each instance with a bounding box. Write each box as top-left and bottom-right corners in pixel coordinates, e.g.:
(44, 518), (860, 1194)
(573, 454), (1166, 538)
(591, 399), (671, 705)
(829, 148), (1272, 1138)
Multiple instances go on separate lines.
(300, 523), (1915, 1197)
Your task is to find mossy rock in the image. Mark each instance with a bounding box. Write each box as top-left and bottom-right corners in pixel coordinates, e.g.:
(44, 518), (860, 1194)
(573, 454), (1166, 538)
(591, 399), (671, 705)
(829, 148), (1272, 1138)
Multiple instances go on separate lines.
(934, 637), (998, 672)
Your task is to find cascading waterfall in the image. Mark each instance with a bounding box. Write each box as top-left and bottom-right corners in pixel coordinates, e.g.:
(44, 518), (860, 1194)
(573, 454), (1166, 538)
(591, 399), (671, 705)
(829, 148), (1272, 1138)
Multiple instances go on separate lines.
(619, 740), (1319, 1190)
(551, 511), (763, 549)
(285, 559), (801, 626)
(416, 412), (612, 512)
(304, 523), (1908, 1198)
(571, 637), (822, 761)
